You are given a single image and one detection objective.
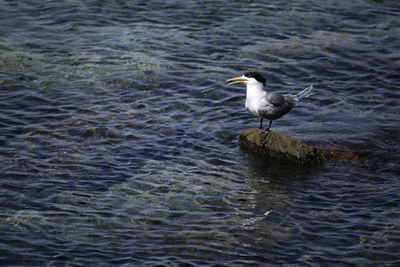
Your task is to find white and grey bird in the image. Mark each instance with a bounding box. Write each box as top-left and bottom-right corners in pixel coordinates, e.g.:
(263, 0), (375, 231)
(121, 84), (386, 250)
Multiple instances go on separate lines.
(226, 72), (313, 131)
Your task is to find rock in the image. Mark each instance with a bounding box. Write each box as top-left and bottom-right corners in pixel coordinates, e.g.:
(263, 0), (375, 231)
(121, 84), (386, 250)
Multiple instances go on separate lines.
(239, 129), (325, 166)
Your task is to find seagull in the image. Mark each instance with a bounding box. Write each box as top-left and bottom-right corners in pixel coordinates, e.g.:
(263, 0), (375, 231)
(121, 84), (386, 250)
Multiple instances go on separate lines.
(226, 72), (313, 131)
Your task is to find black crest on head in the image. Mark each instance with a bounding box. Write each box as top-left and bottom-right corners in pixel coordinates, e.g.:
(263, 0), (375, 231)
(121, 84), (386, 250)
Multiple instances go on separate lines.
(244, 72), (266, 85)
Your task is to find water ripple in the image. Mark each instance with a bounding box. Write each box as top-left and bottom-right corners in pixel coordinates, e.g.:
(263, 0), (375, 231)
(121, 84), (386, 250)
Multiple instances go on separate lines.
(1, 0), (400, 265)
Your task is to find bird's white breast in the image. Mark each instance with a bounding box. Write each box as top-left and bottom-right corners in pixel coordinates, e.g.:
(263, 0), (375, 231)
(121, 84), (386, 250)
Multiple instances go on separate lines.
(245, 83), (268, 116)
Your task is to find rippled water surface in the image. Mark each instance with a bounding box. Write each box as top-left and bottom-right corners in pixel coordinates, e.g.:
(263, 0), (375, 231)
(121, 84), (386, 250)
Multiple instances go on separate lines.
(1, 0), (399, 265)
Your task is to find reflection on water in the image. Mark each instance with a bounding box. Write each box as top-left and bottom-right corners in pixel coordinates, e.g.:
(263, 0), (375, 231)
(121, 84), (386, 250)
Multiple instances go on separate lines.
(0, 0), (399, 265)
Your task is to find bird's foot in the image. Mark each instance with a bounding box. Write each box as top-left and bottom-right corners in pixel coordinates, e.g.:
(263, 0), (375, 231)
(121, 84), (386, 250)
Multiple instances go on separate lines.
(259, 127), (271, 133)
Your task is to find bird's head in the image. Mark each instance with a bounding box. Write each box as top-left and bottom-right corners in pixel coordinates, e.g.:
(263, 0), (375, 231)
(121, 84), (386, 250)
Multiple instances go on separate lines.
(226, 72), (266, 87)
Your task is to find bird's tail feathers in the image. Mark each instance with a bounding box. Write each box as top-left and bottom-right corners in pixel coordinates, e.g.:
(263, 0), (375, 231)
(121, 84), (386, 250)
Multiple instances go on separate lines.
(296, 84), (313, 100)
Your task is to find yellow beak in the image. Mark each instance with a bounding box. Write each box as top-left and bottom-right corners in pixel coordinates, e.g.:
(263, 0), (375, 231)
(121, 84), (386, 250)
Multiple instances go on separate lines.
(226, 76), (248, 85)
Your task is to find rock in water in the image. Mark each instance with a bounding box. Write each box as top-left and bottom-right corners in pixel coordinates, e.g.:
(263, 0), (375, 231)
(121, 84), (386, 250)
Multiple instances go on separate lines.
(239, 129), (325, 166)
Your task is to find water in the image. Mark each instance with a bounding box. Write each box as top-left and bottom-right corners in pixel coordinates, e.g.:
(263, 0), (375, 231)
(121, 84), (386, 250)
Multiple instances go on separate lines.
(0, 0), (399, 265)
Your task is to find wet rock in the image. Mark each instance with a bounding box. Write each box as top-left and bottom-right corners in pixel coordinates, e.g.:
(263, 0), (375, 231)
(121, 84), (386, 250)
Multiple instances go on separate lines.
(239, 129), (325, 166)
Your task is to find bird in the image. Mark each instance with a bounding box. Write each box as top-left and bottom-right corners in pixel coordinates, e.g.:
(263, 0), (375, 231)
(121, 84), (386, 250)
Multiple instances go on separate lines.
(226, 72), (313, 131)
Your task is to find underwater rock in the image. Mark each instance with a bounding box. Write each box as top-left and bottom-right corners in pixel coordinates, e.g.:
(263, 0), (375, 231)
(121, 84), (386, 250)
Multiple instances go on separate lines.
(239, 129), (325, 166)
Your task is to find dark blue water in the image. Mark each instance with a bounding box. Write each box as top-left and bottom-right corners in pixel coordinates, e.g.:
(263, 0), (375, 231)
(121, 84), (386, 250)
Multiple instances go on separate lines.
(1, 0), (399, 265)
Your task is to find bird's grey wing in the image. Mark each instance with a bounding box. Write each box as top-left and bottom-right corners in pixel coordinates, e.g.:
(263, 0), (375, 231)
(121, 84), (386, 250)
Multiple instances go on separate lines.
(259, 92), (290, 120)
(266, 92), (285, 107)
(283, 94), (298, 108)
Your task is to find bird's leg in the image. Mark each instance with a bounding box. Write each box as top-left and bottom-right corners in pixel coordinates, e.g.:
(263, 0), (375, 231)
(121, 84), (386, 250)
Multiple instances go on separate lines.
(266, 120), (272, 132)
(259, 118), (263, 129)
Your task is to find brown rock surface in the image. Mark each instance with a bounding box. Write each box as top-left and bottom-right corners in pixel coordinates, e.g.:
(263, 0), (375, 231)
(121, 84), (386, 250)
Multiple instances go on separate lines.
(239, 129), (325, 166)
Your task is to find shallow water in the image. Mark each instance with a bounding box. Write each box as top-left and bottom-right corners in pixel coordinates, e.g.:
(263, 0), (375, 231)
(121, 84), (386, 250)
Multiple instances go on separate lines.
(0, 0), (399, 265)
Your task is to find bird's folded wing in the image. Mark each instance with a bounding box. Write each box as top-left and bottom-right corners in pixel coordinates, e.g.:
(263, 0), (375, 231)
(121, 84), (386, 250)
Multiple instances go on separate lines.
(266, 92), (285, 107)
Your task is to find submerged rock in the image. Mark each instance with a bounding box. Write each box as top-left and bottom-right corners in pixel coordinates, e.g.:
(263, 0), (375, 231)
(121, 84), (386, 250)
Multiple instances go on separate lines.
(239, 129), (325, 166)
